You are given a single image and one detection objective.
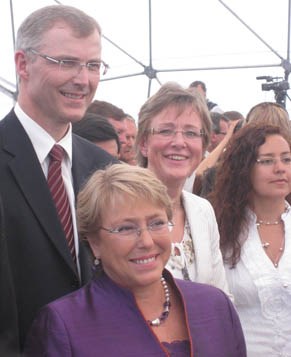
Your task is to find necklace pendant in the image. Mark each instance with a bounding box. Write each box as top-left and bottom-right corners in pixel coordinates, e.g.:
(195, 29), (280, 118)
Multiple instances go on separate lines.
(150, 318), (161, 327)
(148, 276), (171, 327)
(274, 262), (278, 268)
(262, 242), (270, 249)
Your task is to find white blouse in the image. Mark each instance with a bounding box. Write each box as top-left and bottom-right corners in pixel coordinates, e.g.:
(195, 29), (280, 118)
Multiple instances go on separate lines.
(225, 205), (291, 357)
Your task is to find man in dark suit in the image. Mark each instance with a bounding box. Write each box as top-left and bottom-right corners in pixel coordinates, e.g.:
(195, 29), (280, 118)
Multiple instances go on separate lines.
(0, 5), (116, 353)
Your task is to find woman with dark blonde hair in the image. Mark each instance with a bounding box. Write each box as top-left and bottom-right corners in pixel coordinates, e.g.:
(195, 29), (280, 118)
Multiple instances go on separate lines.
(245, 102), (290, 134)
(135, 82), (229, 294)
(210, 124), (291, 356)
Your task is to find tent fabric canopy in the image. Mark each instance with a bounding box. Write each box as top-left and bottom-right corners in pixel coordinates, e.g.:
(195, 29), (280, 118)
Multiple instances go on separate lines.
(1, 0), (290, 118)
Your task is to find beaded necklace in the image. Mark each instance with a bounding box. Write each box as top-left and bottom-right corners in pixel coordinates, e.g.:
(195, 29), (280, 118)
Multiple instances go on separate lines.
(148, 276), (171, 327)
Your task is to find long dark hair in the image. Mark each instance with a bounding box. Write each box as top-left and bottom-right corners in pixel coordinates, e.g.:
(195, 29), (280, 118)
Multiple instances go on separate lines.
(209, 124), (290, 267)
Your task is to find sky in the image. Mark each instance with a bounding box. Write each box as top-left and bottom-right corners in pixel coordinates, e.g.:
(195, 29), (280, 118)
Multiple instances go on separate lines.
(1, 0), (290, 120)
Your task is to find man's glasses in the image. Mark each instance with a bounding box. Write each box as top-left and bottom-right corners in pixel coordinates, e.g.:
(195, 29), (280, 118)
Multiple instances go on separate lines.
(28, 48), (109, 76)
(99, 220), (174, 240)
(149, 128), (204, 140)
(256, 155), (291, 166)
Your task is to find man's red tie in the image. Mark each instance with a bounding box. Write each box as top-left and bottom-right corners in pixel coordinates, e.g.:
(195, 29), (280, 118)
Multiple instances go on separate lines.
(47, 145), (76, 262)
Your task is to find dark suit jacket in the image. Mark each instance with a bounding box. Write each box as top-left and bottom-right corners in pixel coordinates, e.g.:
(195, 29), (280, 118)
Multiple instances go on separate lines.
(0, 195), (19, 357)
(0, 109), (117, 351)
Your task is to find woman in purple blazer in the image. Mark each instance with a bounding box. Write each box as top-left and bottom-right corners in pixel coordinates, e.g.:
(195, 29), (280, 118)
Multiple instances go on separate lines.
(24, 164), (246, 357)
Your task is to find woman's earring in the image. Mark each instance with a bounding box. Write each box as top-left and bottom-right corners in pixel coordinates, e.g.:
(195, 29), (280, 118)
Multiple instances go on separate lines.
(93, 257), (100, 266)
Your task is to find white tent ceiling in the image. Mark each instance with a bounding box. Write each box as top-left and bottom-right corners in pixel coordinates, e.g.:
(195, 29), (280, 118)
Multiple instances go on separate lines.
(1, 0), (290, 118)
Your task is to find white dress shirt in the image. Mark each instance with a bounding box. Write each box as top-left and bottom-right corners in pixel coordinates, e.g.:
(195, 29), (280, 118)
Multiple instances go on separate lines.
(14, 104), (80, 275)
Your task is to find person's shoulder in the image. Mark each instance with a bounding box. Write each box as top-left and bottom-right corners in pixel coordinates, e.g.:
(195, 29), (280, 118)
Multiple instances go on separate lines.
(72, 133), (102, 152)
(40, 278), (98, 315)
(43, 273), (128, 318)
(182, 190), (214, 211)
(176, 277), (220, 293)
(176, 278), (230, 308)
(72, 133), (118, 164)
(210, 105), (224, 114)
(0, 109), (17, 128)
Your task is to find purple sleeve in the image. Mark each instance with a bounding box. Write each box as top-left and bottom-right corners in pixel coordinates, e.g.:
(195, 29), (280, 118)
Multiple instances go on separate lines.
(24, 306), (72, 357)
(227, 297), (247, 356)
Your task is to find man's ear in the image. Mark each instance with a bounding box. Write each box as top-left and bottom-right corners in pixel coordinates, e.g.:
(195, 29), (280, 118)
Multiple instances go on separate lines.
(15, 50), (30, 80)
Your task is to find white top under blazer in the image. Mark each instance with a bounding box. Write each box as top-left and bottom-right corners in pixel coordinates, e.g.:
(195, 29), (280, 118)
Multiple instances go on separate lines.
(166, 190), (229, 295)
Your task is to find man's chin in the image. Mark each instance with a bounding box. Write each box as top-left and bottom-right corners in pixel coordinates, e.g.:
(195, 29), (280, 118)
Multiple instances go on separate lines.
(66, 111), (86, 124)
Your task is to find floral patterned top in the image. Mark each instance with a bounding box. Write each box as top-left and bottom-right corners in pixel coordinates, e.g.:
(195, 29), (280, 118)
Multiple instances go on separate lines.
(166, 217), (196, 281)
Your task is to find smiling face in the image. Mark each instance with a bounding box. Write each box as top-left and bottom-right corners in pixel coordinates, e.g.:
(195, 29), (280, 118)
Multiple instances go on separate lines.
(16, 22), (101, 138)
(88, 196), (171, 292)
(140, 105), (203, 187)
(250, 134), (291, 202)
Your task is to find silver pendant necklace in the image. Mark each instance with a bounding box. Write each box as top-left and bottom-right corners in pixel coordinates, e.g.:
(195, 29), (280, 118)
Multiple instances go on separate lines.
(256, 218), (284, 268)
(261, 240), (285, 268)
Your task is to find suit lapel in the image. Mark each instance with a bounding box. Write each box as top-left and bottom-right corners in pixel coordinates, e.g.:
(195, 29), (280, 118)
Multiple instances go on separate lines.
(71, 136), (95, 195)
(2, 112), (77, 273)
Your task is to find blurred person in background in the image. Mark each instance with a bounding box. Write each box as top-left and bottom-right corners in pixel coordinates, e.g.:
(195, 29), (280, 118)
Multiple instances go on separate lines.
(190, 109), (244, 197)
(223, 110), (245, 126)
(188, 80), (223, 113)
(193, 116), (242, 197)
(246, 102), (291, 137)
(119, 114), (137, 165)
(72, 112), (120, 158)
(86, 99), (127, 159)
(207, 112), (229, 153)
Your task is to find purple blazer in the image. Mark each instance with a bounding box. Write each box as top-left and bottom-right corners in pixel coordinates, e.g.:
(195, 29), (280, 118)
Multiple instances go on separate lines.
(24, 271), (246, 357)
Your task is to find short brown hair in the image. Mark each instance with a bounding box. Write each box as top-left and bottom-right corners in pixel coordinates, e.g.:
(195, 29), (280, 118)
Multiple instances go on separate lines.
(16, 5), (101, 51)
(246, 102), (291, 141)
(135, 82), (211, 167)
(87, 100), (126, 121)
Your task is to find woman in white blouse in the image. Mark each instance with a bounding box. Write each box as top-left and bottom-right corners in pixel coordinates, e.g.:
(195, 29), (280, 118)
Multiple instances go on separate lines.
(210, 123), (291, 356)
(135, 82), (229, 293)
